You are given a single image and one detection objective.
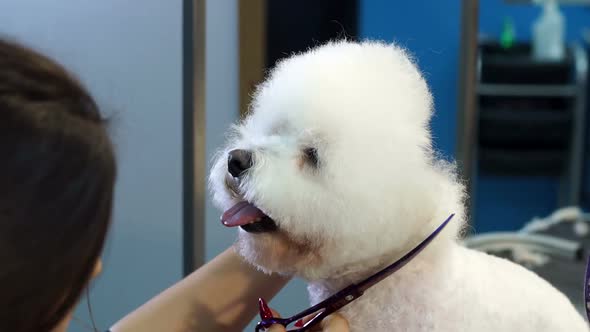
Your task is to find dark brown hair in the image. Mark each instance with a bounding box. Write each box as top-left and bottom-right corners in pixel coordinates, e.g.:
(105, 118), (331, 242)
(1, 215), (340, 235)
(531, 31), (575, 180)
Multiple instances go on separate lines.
(0, 39), (116, 331)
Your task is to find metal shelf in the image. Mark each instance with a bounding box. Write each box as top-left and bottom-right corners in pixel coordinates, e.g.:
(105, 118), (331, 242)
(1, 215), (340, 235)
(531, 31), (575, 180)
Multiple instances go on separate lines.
(477, 84), (578, 97)
(467, 42), (587, 207)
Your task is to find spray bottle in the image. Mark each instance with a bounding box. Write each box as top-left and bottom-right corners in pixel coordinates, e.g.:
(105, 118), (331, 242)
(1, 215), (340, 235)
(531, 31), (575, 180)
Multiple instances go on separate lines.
(532, 0), (565, 61)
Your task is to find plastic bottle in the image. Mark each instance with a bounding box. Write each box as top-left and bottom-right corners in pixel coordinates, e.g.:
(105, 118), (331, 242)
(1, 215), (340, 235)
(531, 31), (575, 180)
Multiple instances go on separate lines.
(500, 17), (516, 50)
(532, 0), (565, 61)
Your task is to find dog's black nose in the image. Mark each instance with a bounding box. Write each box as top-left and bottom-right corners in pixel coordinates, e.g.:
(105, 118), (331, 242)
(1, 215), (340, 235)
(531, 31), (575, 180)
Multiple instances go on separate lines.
(228, 149), (253, 177)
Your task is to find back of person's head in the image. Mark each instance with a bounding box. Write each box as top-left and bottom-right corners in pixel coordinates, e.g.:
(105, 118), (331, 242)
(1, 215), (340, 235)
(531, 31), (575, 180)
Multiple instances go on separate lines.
(0, 39), (116, 331)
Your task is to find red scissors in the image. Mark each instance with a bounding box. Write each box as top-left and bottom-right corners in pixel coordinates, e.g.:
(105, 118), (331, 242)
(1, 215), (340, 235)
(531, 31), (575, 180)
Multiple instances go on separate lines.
(255, 213), (455, 331)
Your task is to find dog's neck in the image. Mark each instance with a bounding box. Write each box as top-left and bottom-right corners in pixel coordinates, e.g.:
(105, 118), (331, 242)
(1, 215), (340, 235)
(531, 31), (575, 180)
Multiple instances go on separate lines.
(308, 236), (455, 297)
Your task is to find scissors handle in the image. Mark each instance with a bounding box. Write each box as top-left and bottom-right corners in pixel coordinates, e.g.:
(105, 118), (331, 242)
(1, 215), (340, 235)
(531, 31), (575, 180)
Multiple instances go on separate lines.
(254, 317), (291, 332)
(255, 284), (364, 331)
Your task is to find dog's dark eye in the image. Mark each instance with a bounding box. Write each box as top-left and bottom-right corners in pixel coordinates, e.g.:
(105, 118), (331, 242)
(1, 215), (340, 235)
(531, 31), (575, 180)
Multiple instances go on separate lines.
(303, 147), (319, 167)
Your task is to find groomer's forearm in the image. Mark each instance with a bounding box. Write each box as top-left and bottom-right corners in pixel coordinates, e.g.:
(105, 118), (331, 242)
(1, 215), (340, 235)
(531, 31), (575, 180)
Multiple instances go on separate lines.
(110, 248), (290, 332)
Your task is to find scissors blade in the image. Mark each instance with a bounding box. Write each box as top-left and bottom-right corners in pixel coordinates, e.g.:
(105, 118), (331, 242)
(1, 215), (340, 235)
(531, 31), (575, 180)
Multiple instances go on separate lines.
(357, 213), (454, 292)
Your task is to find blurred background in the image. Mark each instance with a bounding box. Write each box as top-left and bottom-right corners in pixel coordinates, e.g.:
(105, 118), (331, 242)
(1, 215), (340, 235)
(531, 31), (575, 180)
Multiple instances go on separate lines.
(1, 0), (590, 331)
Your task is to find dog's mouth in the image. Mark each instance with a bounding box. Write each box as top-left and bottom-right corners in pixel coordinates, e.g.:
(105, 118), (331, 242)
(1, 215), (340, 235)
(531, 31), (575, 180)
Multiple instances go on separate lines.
(221, 201), (278, 233)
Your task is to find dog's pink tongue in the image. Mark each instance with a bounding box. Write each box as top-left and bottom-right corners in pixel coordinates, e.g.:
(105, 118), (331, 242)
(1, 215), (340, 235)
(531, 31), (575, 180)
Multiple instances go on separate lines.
(221, 201), (267, 227)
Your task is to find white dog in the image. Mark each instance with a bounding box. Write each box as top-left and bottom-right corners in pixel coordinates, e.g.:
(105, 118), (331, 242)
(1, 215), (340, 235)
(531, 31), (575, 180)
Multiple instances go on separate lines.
(209, 40), (588, 331)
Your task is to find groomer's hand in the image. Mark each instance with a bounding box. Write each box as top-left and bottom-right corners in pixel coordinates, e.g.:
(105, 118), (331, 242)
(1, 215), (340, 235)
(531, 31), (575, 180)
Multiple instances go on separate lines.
(267, 310), (349, 332)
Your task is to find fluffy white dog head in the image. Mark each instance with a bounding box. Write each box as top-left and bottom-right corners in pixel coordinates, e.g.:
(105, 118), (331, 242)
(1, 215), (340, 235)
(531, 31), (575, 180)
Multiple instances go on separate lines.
(210, 40), (465, 281)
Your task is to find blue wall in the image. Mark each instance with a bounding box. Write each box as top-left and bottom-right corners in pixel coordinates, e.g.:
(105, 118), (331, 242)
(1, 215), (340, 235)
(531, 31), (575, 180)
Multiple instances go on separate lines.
(360, 0), (590, 232)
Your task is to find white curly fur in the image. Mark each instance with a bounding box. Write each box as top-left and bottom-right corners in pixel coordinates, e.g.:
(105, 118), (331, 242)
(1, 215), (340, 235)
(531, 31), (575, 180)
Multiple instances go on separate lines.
(209, 40), (588, 331)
